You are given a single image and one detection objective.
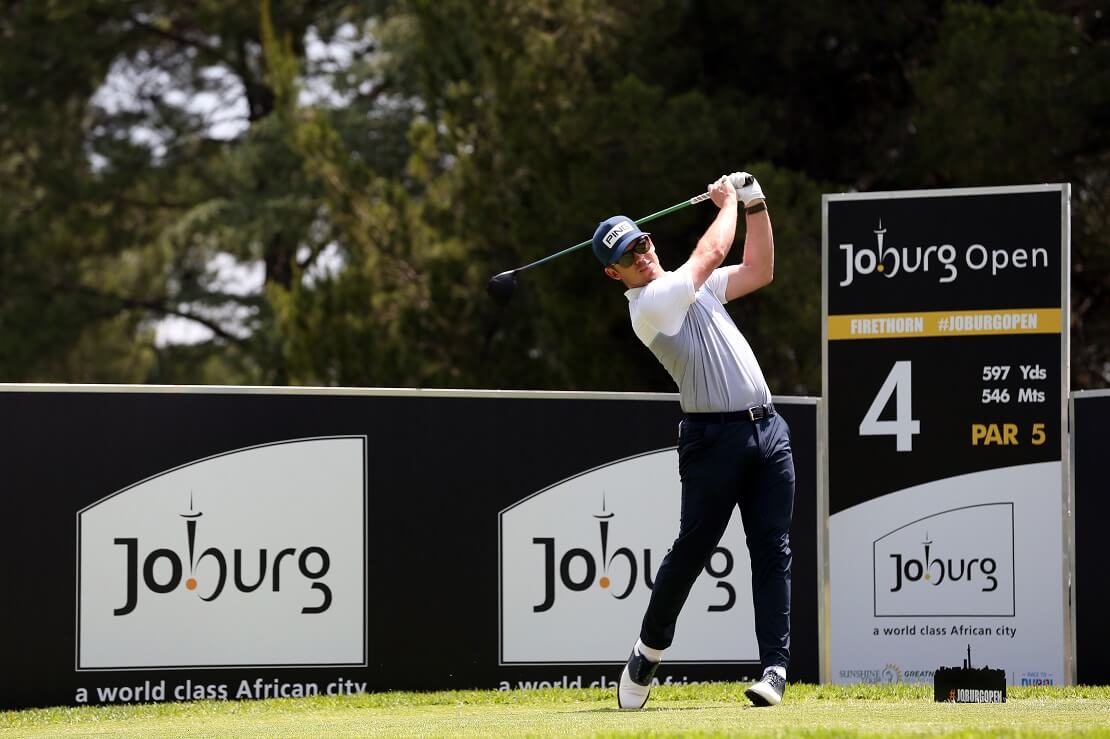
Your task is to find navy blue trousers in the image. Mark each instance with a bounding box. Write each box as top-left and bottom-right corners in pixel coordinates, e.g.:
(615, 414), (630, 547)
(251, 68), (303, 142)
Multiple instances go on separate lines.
(639, 413), (795, 671)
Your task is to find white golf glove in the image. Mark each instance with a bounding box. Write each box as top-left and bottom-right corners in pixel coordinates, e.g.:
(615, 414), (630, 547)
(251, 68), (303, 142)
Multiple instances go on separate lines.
(727, 172), (765, 206)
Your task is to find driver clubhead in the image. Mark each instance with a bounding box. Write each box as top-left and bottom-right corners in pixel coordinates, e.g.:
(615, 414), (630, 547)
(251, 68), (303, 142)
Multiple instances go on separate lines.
(486, 270), (518, 304)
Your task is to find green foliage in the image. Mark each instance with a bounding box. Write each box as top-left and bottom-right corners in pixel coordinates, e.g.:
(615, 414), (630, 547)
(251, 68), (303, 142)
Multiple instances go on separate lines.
(909, 0), (1091, 185)
(1, 0), (1107, 389)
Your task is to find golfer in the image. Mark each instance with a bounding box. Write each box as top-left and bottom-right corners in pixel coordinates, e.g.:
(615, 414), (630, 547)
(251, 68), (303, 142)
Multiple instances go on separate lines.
(592, 172), (794, 709)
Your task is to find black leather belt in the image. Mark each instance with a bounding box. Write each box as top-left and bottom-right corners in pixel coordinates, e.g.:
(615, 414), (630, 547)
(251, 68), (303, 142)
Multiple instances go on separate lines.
(685, 402), (776, 424)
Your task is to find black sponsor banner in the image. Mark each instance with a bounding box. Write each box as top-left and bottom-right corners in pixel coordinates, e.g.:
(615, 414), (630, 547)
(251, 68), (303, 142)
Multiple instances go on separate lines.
(1073, 392), (1110, 685)
(828, 335), (1060, 511)
(826, 187), (1066, 512)
(0, 389), (817, 710)
(828, 190), (1062, 315)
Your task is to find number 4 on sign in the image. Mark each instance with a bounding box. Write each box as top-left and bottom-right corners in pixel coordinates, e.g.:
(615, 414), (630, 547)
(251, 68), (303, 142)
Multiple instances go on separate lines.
(859, 361), (921, 452)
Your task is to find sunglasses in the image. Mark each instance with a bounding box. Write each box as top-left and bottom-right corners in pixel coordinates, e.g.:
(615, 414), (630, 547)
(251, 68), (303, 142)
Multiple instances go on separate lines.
(616, 236), (651, 268)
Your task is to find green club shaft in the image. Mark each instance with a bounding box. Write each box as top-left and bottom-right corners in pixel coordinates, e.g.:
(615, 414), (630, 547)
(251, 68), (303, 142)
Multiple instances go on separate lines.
(514, 192), (712, 273)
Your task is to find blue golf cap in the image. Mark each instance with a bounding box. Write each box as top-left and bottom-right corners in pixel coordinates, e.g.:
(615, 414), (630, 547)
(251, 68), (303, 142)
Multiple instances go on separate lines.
(592, 215), (649, 266)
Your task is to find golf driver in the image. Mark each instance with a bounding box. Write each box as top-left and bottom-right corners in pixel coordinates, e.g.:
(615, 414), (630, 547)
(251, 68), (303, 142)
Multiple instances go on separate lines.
(486, 173), (754, 303)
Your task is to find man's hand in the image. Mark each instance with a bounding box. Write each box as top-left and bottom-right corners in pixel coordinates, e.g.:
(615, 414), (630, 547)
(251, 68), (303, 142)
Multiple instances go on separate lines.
(708, 175), (739, 209)
(728, 171), (765, 207)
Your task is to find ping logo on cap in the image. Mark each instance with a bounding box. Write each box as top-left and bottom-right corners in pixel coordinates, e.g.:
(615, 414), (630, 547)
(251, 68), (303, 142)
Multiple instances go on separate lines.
(602, 221), (634, 250)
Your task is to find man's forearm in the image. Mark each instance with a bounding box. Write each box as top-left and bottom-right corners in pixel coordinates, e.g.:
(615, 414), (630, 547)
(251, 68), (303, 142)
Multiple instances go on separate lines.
(741, 200), (774, 281)
(695, 196), (738, 264)
(684, 177), (741, 290)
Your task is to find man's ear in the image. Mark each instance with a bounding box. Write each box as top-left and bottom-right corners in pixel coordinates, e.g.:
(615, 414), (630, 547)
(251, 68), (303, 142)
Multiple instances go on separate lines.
(604, 266), (622, 281)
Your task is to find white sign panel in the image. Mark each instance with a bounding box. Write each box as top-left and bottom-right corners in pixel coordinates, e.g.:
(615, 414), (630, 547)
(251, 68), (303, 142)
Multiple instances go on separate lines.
(830, 463), (1063, 684)
(499, 450), (757, 664)
(77, 437), (367, 670)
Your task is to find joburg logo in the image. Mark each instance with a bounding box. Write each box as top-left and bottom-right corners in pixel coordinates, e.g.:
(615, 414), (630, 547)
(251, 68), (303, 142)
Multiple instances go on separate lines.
(113, 493), (331, 617)
(499, 449), (758, 663)
(888, 531), (998, 594)
(603, 221), (634, 250)
(873, 503), (1015, 617)
(78, 436), (366, 670)
(532, 494), (736, 613)
(838, 220), (1049, 287)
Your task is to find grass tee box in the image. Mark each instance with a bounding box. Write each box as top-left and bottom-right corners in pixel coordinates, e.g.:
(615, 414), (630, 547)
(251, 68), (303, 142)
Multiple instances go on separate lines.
(3, 683), (1110, 738)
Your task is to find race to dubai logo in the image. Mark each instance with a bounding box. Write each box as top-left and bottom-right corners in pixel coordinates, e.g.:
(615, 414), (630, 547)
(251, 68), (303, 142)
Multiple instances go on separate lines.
(499, 449), (757, 664)
(77, 437), (367, 670)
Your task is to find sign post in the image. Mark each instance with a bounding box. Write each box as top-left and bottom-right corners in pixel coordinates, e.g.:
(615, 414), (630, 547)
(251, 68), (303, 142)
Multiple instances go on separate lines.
(822, 185), (1071, 686)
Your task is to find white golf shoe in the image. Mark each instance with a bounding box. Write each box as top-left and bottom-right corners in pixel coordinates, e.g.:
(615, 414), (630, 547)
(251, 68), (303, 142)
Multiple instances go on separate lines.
(617, 649), (659, 710)
(744, 670), (787, 706)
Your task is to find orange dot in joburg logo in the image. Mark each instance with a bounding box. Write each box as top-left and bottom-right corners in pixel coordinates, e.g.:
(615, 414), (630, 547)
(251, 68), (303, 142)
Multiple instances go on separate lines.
(599, 577), (610, 589)
(186, 578), (198, 590)
(877, 264), (885, 272)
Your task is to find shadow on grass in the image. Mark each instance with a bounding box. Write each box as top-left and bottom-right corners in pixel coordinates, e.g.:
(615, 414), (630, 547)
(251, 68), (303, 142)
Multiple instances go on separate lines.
(574, 705), (751, 714)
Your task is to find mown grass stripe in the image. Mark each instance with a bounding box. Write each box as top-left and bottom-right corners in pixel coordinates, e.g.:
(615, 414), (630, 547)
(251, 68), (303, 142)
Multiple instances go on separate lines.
(3, 683), (1110, 738)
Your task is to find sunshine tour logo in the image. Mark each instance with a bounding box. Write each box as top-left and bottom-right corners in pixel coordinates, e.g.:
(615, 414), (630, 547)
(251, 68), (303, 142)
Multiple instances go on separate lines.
(113, 493), (331, 616)
(838, 220), (1048, 287)
(532, 496), (736, 613)
(888, 532), (998, 593)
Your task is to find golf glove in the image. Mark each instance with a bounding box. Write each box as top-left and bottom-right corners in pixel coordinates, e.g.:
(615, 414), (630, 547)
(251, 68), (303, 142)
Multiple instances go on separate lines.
(728, 172), (765, 206)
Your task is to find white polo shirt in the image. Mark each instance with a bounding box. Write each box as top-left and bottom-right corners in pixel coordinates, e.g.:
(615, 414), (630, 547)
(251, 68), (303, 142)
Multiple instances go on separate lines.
(626, 267), (772, 413)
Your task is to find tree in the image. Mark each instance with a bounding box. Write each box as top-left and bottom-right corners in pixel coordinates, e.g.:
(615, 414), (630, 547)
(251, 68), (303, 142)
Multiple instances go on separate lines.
(1, 0), (1107, 391)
